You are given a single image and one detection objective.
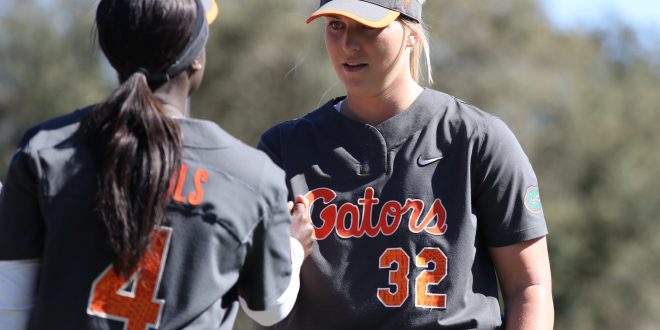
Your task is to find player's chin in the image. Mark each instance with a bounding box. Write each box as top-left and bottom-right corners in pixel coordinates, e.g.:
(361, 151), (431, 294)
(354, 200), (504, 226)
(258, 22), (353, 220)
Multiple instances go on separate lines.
(340, 79), (381, 97)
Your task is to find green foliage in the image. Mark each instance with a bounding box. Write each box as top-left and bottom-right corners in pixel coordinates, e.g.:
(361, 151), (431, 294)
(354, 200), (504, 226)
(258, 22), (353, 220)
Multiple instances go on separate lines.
(0, 0), (112, 172)
(1, 0), (659, 329)
(193, 0), (338, 146)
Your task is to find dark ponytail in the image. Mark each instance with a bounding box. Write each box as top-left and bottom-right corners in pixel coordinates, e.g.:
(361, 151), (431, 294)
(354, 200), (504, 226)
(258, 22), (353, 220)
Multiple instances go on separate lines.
(83, 72), (181, 277)
(85, 0), (198, 277)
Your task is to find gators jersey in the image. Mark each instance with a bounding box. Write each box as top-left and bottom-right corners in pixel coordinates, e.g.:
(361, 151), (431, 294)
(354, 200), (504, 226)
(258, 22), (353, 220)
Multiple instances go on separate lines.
(0, 107), (293, 330)
(258, 89), (548, 329)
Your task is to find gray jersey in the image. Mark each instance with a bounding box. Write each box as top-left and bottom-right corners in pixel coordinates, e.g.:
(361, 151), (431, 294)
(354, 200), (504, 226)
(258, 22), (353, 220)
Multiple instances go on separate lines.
(0, 107), (293, 330)
(258, 89), (547, 329)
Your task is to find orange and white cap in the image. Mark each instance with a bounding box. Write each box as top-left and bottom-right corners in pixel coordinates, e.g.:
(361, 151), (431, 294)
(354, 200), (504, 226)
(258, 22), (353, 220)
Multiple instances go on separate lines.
(306, 0), (421, 28)
(201, 0), (219, 24)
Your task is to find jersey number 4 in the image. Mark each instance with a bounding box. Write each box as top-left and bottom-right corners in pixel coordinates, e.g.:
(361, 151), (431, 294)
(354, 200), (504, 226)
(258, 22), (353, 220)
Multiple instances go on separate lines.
(377, 247), (447, 309)
(87, 227), (173, 330)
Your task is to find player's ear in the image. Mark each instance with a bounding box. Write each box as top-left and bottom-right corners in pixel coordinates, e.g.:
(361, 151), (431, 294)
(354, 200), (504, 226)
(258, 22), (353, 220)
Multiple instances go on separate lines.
(190, 49), (206, 72)
(406, 29), (419, 48)
(190, 59), (203, 71)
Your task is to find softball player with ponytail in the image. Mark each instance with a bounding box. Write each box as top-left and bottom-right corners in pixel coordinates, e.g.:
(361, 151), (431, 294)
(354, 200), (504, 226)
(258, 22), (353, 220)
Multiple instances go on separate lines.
(258, 0), (554, 329)
(0, 0), (313, 329)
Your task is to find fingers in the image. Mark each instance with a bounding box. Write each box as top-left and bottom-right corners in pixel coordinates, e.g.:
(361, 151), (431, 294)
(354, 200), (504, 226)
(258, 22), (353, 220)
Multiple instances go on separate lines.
(294, 195), (310, 208)
(299, 195), (315, 240)
(289, 195), (308, 215)
(291, 201), (306, 216)
(289, 195), (315, 259)
(292, 195), (311, 225)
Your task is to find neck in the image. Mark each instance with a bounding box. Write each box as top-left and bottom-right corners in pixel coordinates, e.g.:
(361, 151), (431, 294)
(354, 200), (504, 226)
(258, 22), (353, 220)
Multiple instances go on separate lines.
(343, 78), (424, 126)
(153, 77), (191, 118)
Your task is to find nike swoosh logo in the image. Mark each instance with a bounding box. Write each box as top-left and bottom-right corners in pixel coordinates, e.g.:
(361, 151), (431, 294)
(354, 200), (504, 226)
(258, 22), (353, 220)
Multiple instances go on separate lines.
(417, 155), (445, 167)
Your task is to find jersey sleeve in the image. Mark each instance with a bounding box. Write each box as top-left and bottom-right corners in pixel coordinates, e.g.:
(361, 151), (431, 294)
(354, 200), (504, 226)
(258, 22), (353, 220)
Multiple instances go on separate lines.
(473, 116), (548, 247)
(0, 259), (40, 328)
(0, 134), (45, 260)
(257, 125), (284, 168)
(237, 160), (294, 311)
(239, 237), (302, 326)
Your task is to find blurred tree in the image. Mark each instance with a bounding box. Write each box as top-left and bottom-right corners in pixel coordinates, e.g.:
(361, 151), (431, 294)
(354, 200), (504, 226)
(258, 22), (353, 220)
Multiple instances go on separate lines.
(193, 0), (335, 145)
(1, 0), (659, 329)
(0, 0), (112, 174)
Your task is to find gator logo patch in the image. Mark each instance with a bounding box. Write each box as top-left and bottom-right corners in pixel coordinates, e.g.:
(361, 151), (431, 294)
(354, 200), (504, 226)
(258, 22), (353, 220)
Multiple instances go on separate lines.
(524, 186), (543, 214)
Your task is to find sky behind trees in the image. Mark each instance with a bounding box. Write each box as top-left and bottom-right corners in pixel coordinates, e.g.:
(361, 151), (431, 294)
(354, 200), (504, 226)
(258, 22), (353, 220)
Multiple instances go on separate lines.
(538, 0), (660, 50)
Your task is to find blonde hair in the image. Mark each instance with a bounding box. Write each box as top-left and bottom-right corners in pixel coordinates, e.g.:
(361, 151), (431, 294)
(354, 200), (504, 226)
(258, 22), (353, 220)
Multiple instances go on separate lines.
(399, 2), (433, 85)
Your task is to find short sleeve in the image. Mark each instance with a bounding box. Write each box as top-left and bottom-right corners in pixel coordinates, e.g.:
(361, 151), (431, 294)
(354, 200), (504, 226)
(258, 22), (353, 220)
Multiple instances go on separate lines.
(257, 125), (284, 168)
(0, 141), (45, 260)
(237, 161), (293, 310)
(473, 116), (548, 247)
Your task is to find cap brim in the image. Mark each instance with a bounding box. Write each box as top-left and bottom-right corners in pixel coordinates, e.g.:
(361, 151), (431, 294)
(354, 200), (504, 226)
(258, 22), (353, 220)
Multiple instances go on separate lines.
(202, 0), (219, 24)
(306, 0), (400, 28)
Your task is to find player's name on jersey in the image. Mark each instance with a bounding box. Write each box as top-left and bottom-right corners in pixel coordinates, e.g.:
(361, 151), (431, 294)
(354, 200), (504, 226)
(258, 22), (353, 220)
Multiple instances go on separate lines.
(167, 163), (208, 206)
(305, 187), (448, 240)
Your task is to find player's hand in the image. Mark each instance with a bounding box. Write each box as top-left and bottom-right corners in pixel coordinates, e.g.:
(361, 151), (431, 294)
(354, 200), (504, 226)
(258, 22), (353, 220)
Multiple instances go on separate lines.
(289, 195), (314, 259)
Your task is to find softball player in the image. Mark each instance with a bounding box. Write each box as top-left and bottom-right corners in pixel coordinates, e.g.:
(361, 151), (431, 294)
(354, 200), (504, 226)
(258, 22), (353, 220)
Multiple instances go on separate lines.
(258, 0), (554, 329)
(0, 0), (313, 329)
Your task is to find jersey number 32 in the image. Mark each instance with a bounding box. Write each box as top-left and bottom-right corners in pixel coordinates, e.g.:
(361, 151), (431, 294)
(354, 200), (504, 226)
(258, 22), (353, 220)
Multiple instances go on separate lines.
(378, 247), (448, 309)
(86, 227), (173, 330)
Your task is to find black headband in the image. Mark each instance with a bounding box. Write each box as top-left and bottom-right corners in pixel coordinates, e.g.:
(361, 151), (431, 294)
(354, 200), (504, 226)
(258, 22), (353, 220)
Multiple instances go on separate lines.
(140, 0), (209, 83)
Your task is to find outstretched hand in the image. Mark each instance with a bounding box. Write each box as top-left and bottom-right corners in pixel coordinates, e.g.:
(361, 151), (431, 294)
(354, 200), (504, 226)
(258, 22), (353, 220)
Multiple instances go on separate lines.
(289, 195), (315, 259)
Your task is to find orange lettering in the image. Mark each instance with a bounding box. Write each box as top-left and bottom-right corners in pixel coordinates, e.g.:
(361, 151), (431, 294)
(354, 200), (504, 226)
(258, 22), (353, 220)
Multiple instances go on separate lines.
(188, 168), (208, 205)
(359, 187), (380, 237)
(305, 188), (337, 240)
(423, 200), (448, 235)
(172, 164), (188, 203)
(305, 187), (448, 240)
(337, 203), (360, 238)
(378, 201), (404, 236)
(405, 199), (426, 234)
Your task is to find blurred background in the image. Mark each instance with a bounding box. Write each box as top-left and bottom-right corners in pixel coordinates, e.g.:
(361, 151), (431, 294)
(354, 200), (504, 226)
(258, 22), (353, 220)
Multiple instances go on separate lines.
(1, 0), (659, 329)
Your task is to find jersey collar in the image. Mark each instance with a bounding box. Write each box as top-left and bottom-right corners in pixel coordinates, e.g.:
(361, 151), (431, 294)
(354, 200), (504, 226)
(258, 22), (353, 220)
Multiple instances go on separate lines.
(322, 89), (452, 148)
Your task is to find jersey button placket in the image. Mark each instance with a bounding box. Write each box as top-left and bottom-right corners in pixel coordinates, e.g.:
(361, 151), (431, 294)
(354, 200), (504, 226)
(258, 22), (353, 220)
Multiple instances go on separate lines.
(360, 125), (388, 176)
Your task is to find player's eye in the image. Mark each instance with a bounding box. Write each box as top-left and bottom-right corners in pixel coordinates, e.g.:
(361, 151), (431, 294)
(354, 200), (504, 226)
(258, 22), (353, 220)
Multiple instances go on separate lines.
(327, 20), (345, 31)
